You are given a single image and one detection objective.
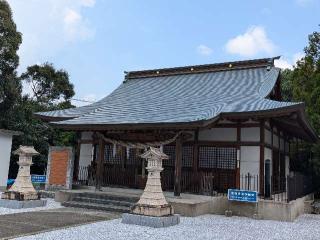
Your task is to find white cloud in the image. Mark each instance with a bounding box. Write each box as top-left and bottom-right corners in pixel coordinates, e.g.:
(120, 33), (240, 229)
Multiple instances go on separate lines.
(63, 8), (94, 41)
(64, 9), (82, 25)
(292, 52), (305, 64)
(80, 0), (96, 7)
(197, 44), (213, 56)
(7, 0), (96, 72)
(274, 58), (293, 69)
(274, 53), (305, 70)
(225, 26), (275, 57)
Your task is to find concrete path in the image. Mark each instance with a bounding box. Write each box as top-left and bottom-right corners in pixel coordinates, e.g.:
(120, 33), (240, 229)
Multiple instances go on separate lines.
(0, 207), (120, 239)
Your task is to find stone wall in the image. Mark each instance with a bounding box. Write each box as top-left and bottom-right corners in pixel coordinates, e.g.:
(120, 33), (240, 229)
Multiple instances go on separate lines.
(169, 193), (314, 221)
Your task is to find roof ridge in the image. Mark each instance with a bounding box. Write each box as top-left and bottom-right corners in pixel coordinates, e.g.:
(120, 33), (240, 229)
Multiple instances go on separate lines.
(124, 56), (280, 80)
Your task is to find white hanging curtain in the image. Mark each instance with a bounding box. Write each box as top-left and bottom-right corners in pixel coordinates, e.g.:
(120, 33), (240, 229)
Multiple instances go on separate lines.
(113, 144), (116, 158)
(126, 147), (130, 159)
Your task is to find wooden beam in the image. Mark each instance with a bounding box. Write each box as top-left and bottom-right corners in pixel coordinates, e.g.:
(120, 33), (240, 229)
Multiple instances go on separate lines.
(260, 120), (265, 195)
(184, 140), (262, 147)
(237, 124), (241, 143)
(214, 123), (260, 128)
(78, 139), (97, 144)
(174, 136), (182, 196)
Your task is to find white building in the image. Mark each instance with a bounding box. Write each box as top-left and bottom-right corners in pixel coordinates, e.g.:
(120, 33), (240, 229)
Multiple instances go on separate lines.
(0, 129), (21, 190)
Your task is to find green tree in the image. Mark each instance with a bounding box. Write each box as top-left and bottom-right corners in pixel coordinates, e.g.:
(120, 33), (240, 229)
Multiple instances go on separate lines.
(0, 0), (22, 129)
(10, 63), (77, 175)
(0, 0), (76, 178)
(21, 63), (75, 106)
(280, 69), (294, 101)
(293, 31), (320, 132)
(280, 30), (320, 184)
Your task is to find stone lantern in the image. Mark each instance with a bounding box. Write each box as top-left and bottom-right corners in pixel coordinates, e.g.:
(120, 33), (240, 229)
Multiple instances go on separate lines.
(0, 146), (46, 208)
(122, 147), (180, 227)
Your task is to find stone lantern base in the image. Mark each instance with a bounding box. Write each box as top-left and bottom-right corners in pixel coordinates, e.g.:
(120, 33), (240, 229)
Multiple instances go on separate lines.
(0, 199), (47, 209)
(0, 191), (46, 209)
(132, 203), (174, 217)
(1, 191), (39, 201)
(122, 213), (180, 228)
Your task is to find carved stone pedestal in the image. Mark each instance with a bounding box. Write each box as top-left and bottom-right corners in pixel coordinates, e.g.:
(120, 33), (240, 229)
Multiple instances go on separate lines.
(122, 147), (180, 227)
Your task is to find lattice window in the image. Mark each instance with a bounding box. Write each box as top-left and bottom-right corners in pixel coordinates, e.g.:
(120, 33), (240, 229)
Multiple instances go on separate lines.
(163, 145), (175, 166)
(199, 146), (217, 168)
(163, 145), (193, 167)
(199, 146), (236, 169)
(182, 145), (193, 167)
(105, 144), (123, 164)
(216, 148), (237, 169)
(127, 148), (143, 165)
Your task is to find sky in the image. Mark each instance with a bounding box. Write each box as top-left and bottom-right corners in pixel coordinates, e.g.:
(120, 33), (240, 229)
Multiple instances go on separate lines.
(7, 0), (320, 106)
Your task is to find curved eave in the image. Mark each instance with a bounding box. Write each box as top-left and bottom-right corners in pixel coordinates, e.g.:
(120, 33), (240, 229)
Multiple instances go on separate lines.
(50, 120), (205, 131)
(217, 103), (318, 143)
(48, 103), (318, 143)
(296, 110), (318, 143)
(33, 113), (77, 122)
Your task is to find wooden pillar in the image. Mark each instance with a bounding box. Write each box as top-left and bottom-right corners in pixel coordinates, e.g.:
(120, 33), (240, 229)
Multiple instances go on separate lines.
(192, 130), (199, 173)
(278, 130), (281, 176)
(192, 130), (199, 191)
(259, 120), (265, 195)
(174, 136), (182, 196)
(95, 134), (105, 190)
(236, 124), (241, 188)
(121, 145), (125, 170)
(73, 132), (81, 181)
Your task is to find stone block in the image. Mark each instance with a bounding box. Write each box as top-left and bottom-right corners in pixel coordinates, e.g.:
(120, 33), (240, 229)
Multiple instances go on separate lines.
(0, 199), (47, 209)
(122, 213), (180, 228)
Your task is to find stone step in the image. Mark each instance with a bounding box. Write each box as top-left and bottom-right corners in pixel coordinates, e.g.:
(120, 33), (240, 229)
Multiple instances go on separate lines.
(72, 196), (134, 207)
(62, 201), (131, 213)
(75, 192), (139, 203)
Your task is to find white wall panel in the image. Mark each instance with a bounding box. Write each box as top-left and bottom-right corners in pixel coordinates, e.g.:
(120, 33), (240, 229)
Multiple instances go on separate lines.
(198, 128), (237, 141)
(241, 127), (260, 142)
(240, 146), (260, 176)
(273, 133), (279, 148)
(265, 129), (272, 145)
(79, 132), (93, 167)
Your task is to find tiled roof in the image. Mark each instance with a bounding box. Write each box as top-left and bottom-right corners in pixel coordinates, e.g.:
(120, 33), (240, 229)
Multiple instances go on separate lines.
(38, 64), (300, 125)
(35, 57), (305, 125)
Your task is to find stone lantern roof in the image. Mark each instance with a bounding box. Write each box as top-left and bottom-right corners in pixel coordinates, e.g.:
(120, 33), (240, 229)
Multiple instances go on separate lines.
(13, 146), (39, 156)
(140, 147), (169, 160)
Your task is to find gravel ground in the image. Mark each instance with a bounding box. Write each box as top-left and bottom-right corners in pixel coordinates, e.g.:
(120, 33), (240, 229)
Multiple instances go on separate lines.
(0, 198), (63, 215)
(14, 214), (320, 240)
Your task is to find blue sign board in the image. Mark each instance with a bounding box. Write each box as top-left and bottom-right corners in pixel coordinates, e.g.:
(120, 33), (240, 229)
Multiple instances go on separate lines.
(7, 179), (15, 185)
(31, 175), (46, 183)
(7, 175), (46, 186)
(228, 189), (258, 203)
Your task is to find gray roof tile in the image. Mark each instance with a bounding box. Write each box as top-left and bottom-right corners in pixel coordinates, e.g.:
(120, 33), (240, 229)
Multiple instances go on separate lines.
(38, 66), (301, 125)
